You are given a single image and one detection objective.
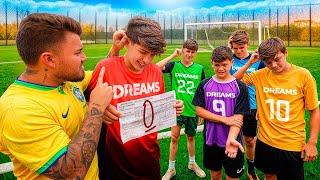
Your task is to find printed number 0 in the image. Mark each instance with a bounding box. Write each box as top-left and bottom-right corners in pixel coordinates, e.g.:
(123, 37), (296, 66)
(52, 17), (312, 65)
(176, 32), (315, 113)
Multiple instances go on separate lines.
(265, 99), (290, 122)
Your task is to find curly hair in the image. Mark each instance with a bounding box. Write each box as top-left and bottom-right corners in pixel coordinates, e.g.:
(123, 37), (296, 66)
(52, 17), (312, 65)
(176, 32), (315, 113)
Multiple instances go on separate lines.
(183, 39), (198, 51)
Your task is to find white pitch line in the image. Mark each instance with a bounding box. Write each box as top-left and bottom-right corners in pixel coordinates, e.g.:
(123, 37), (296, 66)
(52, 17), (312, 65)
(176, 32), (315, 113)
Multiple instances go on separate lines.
(0, 162), (13, 174)
(0, 61), (22, 65)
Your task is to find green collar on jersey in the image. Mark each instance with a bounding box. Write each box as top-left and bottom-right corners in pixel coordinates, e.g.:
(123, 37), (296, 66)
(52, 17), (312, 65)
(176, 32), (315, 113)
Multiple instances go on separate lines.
(14, 79), (66, 94)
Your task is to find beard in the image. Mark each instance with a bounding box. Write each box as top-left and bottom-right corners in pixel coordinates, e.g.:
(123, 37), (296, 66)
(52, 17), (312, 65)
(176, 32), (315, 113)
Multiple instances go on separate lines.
(57, 69), (85, 82)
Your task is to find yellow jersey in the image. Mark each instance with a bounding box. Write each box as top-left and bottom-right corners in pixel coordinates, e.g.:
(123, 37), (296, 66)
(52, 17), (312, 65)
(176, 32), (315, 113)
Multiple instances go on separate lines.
(0, 71), (99, 180)
(243, 65), (318, 151)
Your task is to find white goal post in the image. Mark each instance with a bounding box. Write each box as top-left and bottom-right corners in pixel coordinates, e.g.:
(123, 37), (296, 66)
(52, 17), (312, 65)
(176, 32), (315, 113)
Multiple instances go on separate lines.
(184, 20), (262, 50)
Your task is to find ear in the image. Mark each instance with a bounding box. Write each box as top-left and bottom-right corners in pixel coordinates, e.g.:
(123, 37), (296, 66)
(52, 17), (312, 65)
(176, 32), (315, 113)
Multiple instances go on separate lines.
(124, 38), (131, 48)
(40, 52), (56, 68)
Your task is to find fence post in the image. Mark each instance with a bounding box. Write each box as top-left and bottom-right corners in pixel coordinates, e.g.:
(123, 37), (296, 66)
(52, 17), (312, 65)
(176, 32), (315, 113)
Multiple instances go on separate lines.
(276, 8), (279, 37)
(105, 10), (108, 44)
(5, 1), (8, 45)
(269, 7), (271, 32)
(309, 3), (312, 47)
(95, 11), (97, 44)
(163, 14), (165, 40)
(170, 13), (172, 45)
(287, 6), (290, 46)
(116, 12), (118, 31)
(16, 6), (19, 32)
(237, 9), (240, 29)
(182, 13), (185, 42)
(253, 10), (255, 45)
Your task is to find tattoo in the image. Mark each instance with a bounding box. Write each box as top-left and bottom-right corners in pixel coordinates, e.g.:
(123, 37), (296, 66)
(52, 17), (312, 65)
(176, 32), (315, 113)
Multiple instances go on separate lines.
(42, 68), (48, 83)
(81, 140), (96, 167)
(25, 68), (38, 75)
(91, 107), (102, 116)
(42, 107), (103, 179)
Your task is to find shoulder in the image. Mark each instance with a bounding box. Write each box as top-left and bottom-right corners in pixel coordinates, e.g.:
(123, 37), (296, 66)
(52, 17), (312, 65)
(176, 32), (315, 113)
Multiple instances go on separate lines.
(148, 64), (163, 73)
(236, 79), (247, 87)
(193, 63), (204, 69)
(200, 77), (212, 87)
(95, 56), (124, 69)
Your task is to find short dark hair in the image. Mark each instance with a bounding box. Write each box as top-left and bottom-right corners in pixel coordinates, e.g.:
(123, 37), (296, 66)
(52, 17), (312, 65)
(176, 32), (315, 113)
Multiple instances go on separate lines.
(183, 39), (198, 51)
(258, 37), (287, 62)
(16, 13), (82, 65)
(228, 30), (249, 48)
(211, 46), (233, 62)
(126, 16), (166, 55)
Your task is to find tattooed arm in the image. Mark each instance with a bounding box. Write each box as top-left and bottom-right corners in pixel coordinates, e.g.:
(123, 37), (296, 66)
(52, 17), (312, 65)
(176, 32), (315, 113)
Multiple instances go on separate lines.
(43, 67), (112, 179)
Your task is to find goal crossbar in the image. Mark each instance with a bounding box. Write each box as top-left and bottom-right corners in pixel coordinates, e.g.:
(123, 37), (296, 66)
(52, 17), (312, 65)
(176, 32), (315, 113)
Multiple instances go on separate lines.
(184, 20), (262, 45)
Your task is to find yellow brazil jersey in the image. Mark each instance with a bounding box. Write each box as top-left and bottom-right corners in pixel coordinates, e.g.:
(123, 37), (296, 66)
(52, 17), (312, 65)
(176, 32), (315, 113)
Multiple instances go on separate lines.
(0, 71), (99, 180)
(243, 65), (318, 151)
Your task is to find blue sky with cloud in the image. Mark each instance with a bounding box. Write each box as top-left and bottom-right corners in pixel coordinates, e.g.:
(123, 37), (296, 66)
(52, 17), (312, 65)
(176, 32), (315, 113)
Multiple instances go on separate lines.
(28, 0), (318, 11)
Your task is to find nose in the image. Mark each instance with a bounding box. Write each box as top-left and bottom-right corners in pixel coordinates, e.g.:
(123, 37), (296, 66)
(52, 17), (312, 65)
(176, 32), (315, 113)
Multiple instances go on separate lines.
(81, 53), (87, 63)
(142, 54), (153, 65)
(271, 61), (277, 68)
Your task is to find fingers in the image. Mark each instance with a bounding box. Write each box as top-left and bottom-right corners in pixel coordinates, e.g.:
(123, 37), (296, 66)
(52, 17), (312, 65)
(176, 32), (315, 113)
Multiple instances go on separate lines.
(237, 142), (245, 153)
(97, 67), (106, 86)
(102, 104), (120, 124)
(174, 100), (184, 116)
(175, 48), (182, 56)
(301, 150), (305, 159)
(107, 104), (121, 118)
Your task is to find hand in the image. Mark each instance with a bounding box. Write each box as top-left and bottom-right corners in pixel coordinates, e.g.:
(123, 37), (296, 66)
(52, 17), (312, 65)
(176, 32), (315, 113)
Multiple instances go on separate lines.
(249, 50), (260, 64)
(198, 117), (204, 125)
(223, 115), (243, 127)
(112, 30), (128, 52)
(174, 100), (184, 116)
(89, 67), (113, 112)
(172, 48), (182, 58)
(301, 142), (318, 162)
(102, 104), (121, 124)
(225, 138), (244, 158)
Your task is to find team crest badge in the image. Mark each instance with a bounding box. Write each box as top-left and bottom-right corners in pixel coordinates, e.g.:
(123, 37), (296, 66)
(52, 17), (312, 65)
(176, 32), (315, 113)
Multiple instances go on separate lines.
(72, 86), (85, 102)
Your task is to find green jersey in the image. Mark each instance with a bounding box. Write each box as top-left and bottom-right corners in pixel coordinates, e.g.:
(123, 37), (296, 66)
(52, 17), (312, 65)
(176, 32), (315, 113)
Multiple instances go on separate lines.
(164, 61), (205, 117)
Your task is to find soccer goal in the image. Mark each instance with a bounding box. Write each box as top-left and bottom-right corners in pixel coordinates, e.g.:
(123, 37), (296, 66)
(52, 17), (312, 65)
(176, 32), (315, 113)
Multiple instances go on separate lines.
(184, 21), (262, 51)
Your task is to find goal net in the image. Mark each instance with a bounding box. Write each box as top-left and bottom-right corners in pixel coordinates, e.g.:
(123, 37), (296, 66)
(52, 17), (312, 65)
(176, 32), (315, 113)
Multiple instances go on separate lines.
(184, 21), (262, 52)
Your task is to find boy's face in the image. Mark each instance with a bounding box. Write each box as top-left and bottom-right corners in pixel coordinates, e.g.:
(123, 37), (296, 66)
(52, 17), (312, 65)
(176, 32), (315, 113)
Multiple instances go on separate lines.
(263, 51), (288, 74)
(231, 43), (248, 59)
(212, 59), (233, 79)
(182, 48), (197, 63)
(125, 40), (154, 73)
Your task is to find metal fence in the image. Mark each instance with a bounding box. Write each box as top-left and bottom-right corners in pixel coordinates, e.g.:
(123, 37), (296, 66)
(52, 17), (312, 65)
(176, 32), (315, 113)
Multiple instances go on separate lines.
(0, 1), (320, 46)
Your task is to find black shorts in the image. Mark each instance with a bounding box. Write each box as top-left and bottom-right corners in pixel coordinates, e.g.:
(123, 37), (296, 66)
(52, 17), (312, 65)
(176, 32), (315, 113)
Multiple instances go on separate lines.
(203, 143), (244, 178)
(242, 109), (257, 137)
(255, 139), (304, 180)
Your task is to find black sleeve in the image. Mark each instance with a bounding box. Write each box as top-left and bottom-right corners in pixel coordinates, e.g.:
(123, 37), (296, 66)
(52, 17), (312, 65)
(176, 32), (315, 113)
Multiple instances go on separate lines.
(201, 68), (206, 80)
(192, 78), (210, 108)
(234, 80), (250, 115)
(258, 60), (266, 69)
(162, 61), (175, 73)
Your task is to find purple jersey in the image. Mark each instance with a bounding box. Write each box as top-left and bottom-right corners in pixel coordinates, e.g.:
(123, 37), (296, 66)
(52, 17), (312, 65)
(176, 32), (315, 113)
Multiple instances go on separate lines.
(193, 76), (249, 147)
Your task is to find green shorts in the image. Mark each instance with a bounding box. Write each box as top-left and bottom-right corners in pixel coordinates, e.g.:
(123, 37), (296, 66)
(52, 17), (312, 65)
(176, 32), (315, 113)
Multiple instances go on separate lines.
(177, 115), (198, 136)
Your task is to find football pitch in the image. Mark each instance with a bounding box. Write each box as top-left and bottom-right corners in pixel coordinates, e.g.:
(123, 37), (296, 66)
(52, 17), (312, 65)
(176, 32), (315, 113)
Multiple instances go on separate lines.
(0, 44), (319, 179)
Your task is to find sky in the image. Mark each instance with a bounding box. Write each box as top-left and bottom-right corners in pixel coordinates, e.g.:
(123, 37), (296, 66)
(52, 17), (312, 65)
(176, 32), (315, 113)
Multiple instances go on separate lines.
(27, 0), (315, 11)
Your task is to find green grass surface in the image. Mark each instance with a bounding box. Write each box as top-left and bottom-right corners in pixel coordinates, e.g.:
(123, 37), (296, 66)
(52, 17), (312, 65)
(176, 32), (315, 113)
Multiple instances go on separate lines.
(0, 44), (319, 179)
